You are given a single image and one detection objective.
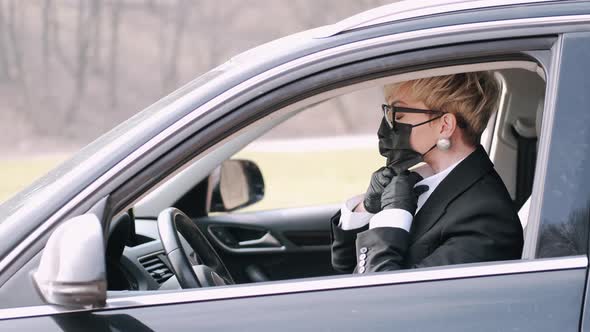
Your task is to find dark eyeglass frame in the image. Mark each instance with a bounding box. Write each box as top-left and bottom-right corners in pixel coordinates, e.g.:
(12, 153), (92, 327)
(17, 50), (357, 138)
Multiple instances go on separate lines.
(381, 104), (446, 130)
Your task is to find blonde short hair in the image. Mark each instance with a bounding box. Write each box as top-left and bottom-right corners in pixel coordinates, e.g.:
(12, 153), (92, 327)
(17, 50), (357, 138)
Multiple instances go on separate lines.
(384, 72), (500, 146)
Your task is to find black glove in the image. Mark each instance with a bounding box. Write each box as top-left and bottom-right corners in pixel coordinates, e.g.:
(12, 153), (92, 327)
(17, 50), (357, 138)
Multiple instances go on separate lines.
(363, 167), (395, 214)
(381, 171), (429, 215)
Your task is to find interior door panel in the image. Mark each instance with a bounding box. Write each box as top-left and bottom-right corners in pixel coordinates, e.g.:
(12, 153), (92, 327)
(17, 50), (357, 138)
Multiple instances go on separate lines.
(194, 204), (340, 283)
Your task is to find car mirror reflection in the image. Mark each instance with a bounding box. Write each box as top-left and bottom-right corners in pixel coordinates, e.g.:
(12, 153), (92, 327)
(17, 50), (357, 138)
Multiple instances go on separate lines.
(208, 159), (265, 212)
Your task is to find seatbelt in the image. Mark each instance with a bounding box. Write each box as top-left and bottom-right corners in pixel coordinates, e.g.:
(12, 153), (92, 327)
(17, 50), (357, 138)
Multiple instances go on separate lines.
(512, 119), (537, 210)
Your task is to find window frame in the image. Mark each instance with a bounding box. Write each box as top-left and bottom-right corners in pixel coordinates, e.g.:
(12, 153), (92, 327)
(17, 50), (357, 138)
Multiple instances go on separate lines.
(104, 39), (569, 307)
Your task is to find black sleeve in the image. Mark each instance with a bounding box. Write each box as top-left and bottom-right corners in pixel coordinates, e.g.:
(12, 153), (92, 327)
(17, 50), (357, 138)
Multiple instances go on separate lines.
(355, 227), (409, 272)
(355, 193), (523, 273)
(330, 211), (368, 273)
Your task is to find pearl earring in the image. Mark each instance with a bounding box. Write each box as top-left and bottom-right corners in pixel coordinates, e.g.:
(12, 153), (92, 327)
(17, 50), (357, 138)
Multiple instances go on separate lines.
(436, 138), (451, 151)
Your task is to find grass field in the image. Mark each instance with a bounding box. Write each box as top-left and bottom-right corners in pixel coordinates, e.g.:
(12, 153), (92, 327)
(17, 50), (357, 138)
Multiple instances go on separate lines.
(0, 155), (68, 203)
(0, 148), (384, 210)
(234, 148), (383, 211)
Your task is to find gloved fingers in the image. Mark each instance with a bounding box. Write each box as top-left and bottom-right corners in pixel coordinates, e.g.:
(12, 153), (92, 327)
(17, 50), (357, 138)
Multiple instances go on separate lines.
(373, 167), (394, 187)
(370, 167), (385, 184)
(396, 170), (421, 181)
(414, 185), (429, 196)
(377, 178), (390, 187)
(363, 194), (381, 214)
(381, 167), (395, 178)
(408, 171), (424, 184)
(398, 170), (410, 176)
(373, 166), (387, 175)
(376, 173), (393, 187)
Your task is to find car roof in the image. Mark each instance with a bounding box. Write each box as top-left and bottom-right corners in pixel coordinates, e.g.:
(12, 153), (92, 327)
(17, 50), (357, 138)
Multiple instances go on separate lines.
(318, 0), (559, 37)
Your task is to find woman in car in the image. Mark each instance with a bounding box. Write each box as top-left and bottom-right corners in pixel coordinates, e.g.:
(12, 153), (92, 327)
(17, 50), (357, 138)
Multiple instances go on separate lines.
(331, 72), (523, 274)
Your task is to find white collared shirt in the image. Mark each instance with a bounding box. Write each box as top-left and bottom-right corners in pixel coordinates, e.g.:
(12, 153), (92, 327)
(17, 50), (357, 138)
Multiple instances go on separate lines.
(339, 157), (466, 232)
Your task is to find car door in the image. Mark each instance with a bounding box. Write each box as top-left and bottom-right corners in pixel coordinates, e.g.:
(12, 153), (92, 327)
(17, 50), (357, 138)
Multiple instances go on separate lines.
(195, 202), (340, 283)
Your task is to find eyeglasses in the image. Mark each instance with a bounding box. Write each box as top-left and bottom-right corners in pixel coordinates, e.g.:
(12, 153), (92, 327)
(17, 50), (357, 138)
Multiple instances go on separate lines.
(381, 104), (446, 130)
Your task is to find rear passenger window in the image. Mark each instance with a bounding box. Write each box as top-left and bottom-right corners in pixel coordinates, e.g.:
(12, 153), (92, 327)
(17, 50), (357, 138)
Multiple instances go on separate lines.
(534, 37), (590, 258)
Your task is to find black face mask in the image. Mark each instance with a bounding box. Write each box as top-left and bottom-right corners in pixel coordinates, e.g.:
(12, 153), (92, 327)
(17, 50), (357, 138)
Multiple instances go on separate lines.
(377, 117), (440, 174)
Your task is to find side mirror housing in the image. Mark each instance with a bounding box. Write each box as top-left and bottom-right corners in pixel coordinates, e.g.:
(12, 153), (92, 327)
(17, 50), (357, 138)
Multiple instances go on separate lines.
(32, 214), (107, 308)
(208, 159), (264, 212)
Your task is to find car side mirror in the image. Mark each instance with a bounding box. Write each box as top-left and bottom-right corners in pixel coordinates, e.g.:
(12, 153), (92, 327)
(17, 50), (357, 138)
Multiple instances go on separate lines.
(32, 214), (106, 308)
(208, 159), (265, 212)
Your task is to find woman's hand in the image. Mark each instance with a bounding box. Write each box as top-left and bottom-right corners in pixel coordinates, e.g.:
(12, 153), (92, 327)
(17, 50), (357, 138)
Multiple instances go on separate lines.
(362, 167), (395, 214)
(381, 171), (429, 215)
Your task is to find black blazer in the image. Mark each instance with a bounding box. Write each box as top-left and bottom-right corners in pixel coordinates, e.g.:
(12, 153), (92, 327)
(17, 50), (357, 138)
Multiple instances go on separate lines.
(331, 145), (524, 273)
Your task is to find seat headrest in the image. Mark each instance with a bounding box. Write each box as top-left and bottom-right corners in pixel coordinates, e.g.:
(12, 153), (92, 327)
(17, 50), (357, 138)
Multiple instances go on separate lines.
(513, 97), (545, 139)
(513, 118), (536, 138)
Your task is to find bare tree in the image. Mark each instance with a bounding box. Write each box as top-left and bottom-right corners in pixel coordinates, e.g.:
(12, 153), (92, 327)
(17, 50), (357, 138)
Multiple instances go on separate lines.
(42, 0), (52, 93)
(108, 0), (122, 109)
(50, 2), (75, 77)
(160, 0), (189, 92)
(63, 0), (93, 124)
(6, 0), (33, 124)
(0, 2), (11, 81)
(90, 0), (103, 74)
(0, 0), (393, 151)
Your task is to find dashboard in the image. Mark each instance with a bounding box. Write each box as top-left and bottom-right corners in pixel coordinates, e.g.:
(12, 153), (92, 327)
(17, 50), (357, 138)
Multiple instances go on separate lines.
(107, 212), (193, 291)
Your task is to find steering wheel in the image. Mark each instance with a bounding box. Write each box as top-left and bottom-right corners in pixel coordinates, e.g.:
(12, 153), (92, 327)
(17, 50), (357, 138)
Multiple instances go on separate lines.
(157, 207), (234, 288)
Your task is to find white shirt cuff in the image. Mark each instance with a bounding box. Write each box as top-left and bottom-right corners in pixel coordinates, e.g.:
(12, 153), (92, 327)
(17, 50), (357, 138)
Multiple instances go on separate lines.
(338, 195), (374, 231)
(369, 209), (413, 232)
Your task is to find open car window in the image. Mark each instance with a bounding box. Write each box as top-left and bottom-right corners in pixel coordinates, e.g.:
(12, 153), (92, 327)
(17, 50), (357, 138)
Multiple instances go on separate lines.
(109, 61), (559, 296)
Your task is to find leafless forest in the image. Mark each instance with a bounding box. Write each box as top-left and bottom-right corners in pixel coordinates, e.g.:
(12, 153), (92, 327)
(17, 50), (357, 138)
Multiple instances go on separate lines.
(0, 0), (392, 155)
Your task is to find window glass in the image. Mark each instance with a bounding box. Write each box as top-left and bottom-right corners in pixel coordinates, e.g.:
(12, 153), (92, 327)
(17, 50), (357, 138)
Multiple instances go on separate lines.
(536, 36), (590, 258)
(232, 87), (384, 212)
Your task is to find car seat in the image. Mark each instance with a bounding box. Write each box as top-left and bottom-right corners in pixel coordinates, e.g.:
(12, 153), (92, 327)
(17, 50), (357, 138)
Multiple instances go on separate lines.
(515, 98), (544, 231)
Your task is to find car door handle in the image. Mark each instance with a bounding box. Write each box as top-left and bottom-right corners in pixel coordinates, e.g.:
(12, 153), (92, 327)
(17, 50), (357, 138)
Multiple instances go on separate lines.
(237, 232), (281, 248)
(208, 226), (285, 253)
